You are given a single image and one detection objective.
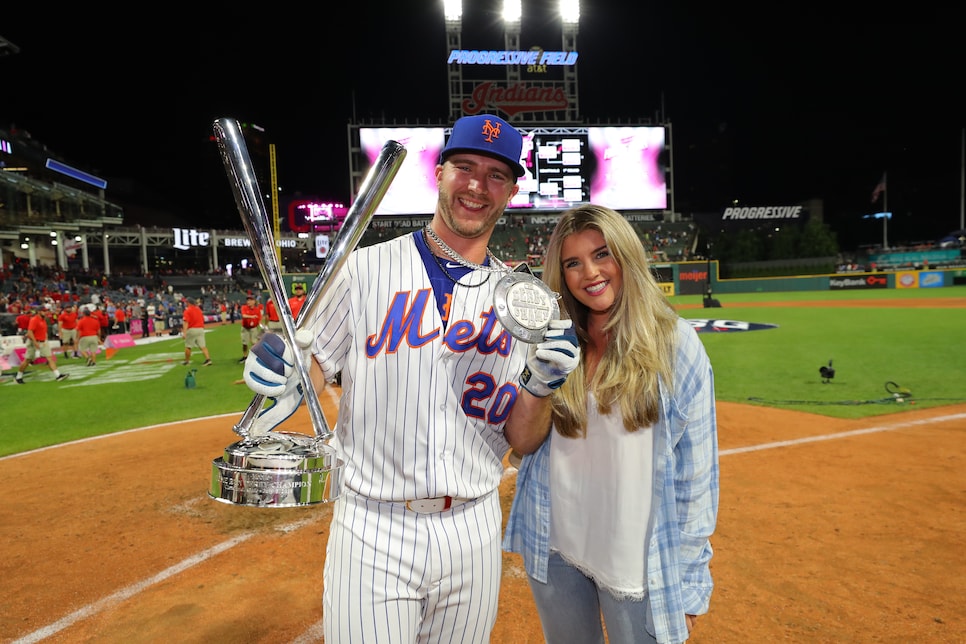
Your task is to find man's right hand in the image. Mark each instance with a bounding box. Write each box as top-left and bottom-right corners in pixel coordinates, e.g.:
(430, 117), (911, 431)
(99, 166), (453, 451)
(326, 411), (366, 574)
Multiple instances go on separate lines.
(243, 330), (315, 397)
(244, 330), (315, 435)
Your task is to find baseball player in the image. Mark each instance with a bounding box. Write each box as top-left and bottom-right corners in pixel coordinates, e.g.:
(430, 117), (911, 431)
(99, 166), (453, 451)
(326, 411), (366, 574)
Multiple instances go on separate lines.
(243, 114), (580, 643)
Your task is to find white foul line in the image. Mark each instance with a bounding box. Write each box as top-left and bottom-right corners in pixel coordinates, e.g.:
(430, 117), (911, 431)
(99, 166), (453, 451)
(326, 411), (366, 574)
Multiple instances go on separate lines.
(11, 534), (255, 644)
(10, 515), (319, 644)
(719, 412), (966, 456)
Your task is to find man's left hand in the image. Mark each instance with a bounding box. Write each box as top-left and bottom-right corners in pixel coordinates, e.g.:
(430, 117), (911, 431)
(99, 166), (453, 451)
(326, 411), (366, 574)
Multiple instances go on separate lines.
(519, 319), (580, 397)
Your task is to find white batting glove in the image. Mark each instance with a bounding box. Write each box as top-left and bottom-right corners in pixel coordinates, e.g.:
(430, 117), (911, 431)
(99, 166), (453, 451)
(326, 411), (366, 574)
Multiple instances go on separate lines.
(519, 319), (580, 398)
(243, 330), (314, 397)
(250, 374), (303, 435)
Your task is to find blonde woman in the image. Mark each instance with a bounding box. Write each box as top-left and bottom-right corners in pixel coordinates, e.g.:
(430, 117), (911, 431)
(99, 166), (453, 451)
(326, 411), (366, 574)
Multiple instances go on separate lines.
(504, 205), (719, 644)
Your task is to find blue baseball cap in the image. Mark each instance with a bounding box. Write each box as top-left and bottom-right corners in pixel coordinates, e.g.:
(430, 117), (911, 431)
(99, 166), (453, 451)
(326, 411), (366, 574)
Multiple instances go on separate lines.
(440, 115), (525, 178)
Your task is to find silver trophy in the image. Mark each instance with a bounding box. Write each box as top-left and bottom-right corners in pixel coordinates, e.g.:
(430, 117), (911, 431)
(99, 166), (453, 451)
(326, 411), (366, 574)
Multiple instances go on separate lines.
(208, 117), (406, 507)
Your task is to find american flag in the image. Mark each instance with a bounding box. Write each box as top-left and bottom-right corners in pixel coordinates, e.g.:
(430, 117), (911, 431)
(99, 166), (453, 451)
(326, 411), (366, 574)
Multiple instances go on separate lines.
(870, 172), (887, 203)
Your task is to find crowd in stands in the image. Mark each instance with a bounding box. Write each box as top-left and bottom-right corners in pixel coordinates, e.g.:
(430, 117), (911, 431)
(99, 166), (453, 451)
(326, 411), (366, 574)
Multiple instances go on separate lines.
(0, 261), (253, 338)
(358, 216), (697, 265)
(1, 217), (701, 338)
(4, 220), (960, 341)
(488, 217), (696, 264)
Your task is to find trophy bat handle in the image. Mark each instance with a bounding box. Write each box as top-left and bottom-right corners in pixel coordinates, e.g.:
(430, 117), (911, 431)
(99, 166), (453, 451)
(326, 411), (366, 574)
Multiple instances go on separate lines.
(213, 118), (406, 441)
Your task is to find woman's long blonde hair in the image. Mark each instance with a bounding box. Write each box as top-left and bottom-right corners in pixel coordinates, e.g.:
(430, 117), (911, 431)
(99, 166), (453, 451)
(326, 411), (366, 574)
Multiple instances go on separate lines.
(542, 205), (679, 437)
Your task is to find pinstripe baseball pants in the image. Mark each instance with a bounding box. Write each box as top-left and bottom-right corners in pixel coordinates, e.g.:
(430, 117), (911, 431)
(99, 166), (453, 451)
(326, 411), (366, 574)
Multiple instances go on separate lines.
(323, 490), (502, 643)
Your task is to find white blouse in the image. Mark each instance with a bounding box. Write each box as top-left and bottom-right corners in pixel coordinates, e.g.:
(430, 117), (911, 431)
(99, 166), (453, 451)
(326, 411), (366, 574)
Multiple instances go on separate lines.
(548, 394), (654, 600)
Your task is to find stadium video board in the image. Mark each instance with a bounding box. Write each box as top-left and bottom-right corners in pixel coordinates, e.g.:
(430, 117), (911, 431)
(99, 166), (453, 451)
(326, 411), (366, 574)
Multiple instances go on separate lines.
(358, 124), (668, 216)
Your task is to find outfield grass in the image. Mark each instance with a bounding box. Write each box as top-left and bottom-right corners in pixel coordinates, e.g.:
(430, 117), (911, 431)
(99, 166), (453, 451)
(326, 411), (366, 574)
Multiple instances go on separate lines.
(671, 286), (966, 418)
(1, 324), (259, 457)
(2, 287), (964, 457)
(670, 286), (966, 420)
(694, 306), (964, 418)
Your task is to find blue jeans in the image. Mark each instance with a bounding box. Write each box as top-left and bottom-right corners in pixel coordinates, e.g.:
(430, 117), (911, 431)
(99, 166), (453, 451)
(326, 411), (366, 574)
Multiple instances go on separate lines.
(527, 551), (656, 644)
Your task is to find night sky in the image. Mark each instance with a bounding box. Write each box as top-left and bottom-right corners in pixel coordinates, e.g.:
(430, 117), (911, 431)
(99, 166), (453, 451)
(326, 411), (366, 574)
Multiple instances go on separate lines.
(2, 5), (962, 250)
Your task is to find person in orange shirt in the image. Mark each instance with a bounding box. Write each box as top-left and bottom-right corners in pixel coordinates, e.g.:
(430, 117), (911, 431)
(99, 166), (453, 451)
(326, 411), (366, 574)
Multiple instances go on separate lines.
(113, 306), (127, 334)
(238, 294), (264, 363)
(95, 306), (110, 341)
(264, 297), (283, 332)
(76, 306), (102, 366)
(181, 298), (212, 366)
(288, 283), (307, 320)
(57, 304), (80, 359)
(15, 308), (69, 383)
(16, 308), (32, 335)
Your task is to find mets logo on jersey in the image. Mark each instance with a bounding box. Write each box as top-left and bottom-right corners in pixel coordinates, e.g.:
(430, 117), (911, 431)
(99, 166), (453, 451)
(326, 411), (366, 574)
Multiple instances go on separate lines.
(366, 290), (512, 357)
(367, 290), (518, 425)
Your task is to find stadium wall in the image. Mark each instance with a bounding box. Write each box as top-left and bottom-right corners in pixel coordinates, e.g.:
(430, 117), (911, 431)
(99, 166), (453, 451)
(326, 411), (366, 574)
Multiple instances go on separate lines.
(662, 260), (964, 297)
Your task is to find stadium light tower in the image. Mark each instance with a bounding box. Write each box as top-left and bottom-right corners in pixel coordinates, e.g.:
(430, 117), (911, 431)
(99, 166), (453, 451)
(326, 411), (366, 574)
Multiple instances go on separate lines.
(444, 0), (463, 121)
(559, 0), (580, 24)
(502, 0), (522, 23)
(503, 0), (522, 89)
(443, 0), (462, 21)
(560, 0), (580, 121)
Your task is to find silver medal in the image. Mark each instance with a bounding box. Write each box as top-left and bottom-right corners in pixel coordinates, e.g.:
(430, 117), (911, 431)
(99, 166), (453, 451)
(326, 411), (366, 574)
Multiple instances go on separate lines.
(493, 270), (560, 343)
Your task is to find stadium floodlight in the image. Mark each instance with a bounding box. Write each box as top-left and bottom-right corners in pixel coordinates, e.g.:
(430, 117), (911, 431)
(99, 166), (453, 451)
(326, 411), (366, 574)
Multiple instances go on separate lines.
(503, 0), (522, 24)
(559, 0), (579, 24)
(443, 0), (462, 22)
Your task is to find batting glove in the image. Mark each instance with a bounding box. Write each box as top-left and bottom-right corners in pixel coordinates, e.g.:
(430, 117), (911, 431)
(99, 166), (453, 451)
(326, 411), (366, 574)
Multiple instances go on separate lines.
(250, 373), (304, 435)
(519, 318), (580, 398)
(244, 330), (315, 398)
(244, 330), (315, 435)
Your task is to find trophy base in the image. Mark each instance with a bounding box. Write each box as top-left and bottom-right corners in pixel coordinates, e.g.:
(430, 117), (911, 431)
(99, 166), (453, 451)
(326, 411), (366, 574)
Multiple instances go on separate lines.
(208, 431), (344, 507)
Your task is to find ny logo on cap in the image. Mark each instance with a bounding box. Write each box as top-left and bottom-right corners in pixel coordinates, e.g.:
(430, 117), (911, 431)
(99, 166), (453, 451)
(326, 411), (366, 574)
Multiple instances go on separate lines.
(481, 119), (502, 143)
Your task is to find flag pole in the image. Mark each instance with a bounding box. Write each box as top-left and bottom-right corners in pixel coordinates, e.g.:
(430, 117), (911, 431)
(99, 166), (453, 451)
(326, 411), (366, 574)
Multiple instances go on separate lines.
(960, 128), (964, 231)
(882, 171), (888, 249)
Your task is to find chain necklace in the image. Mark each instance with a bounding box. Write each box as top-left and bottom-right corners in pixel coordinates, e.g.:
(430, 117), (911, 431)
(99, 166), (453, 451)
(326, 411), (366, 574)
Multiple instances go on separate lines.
(424, 224), (510, 274)
(426, 244), (492, 288)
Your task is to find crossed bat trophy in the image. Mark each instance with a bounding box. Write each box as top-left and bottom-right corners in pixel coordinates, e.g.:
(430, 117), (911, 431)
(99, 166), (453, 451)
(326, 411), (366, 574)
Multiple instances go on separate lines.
(207, 117), (558, 508)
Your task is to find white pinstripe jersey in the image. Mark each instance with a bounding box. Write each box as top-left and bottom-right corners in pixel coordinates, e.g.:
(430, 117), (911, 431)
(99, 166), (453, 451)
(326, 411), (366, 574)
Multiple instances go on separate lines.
(302, 231), (529, 502)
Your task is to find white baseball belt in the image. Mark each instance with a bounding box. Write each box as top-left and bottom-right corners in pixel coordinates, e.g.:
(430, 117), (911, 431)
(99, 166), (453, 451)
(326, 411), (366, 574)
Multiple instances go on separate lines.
(405, 496), (475, 513)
